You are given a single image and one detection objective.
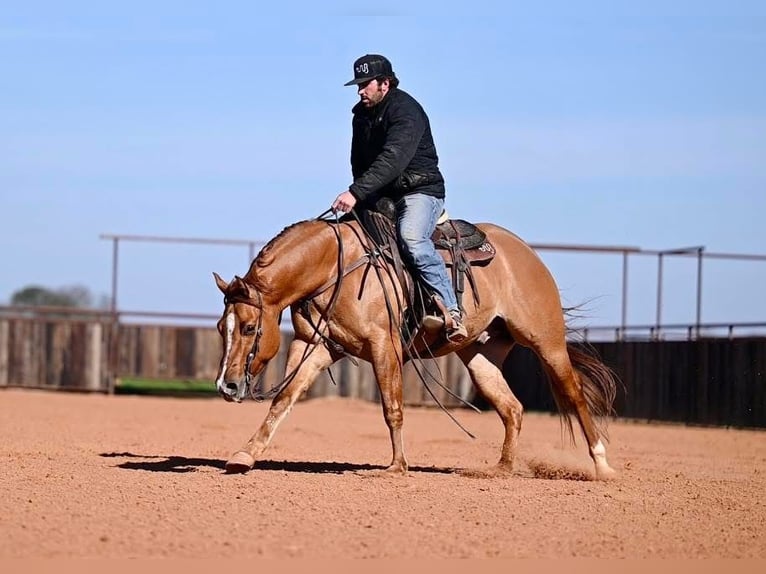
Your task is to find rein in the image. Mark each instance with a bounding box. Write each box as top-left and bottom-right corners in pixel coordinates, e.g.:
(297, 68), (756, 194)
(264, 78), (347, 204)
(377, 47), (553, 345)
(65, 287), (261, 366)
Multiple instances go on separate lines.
(229, 208), (479, 437)
(243, 292), (264, 389)
(323, 208), (481, 437)
(238, 210), (362, 402)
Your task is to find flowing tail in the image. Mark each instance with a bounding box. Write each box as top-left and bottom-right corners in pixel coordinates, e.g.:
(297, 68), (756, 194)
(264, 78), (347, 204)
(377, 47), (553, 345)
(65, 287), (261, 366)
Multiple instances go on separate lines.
(548, 342), (620, 443)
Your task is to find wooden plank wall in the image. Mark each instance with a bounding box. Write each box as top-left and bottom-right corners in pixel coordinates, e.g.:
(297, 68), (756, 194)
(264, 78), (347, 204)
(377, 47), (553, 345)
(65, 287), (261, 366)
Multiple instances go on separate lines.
(1, 313), (764, 428)
(0, 317), (112, 391)
(117, 325), (221, 381)
(114, 324), (472, 407)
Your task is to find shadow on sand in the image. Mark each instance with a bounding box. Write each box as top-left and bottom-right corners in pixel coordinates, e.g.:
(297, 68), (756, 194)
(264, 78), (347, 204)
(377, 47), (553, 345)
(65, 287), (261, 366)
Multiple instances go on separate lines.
(99, 452), (455, 475)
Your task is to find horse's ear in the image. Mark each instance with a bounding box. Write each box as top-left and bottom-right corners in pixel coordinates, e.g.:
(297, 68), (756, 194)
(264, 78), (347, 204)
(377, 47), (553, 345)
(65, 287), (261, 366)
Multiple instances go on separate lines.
(243, 281), (259, 300)
(213, 272), (229, 294)
(232, 275), (258, 300)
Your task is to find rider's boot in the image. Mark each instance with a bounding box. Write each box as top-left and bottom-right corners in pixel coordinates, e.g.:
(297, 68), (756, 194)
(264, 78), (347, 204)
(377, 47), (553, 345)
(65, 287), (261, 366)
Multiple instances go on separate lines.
(445, 309), (468, 343)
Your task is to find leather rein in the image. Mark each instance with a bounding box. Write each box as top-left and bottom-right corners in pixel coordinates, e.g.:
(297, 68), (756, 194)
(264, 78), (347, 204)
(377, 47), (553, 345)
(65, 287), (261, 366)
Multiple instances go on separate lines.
(227, 209), (480, 437)
(229, 210), (376, 401)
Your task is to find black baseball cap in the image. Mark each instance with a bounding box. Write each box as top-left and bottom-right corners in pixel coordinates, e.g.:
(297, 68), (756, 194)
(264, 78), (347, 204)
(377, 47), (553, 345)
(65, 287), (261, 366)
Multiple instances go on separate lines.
(344, 54), (396, 86)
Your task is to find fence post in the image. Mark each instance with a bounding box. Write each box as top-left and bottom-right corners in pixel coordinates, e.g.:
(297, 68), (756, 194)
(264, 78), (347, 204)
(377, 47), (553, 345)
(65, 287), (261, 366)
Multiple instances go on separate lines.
(86, 322), (103, 391)
(0, 319), (8, 387)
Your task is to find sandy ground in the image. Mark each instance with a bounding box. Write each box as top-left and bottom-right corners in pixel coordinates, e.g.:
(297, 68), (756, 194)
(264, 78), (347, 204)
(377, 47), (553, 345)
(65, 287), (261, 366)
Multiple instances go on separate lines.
(0, 388), (764, 559)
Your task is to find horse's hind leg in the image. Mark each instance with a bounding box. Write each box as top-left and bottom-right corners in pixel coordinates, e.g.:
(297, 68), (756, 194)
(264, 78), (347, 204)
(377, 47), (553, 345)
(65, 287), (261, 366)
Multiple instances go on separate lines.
(532, 340), (616, 480)
(457, 337), (522, 474)
(226, 339), (334, 473)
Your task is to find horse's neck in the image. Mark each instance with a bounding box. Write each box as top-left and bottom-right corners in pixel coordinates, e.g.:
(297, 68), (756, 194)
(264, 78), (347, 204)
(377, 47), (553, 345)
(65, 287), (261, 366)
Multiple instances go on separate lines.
(247, 221), (348, 310)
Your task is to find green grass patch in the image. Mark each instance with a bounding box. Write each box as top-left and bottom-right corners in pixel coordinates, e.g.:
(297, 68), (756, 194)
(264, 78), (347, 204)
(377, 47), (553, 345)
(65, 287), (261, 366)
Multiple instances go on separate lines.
(116, 378), (217, 397)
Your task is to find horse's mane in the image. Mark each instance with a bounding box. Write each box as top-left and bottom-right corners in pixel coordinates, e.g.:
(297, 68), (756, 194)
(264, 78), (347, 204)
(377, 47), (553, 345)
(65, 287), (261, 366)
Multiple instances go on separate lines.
(245, 219), (316, 293)
(256, 220), (314, 266)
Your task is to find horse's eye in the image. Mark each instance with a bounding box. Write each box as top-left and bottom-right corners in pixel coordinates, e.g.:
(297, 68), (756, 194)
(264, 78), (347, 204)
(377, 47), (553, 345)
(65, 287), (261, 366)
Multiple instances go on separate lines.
(243, 324), (256, 336)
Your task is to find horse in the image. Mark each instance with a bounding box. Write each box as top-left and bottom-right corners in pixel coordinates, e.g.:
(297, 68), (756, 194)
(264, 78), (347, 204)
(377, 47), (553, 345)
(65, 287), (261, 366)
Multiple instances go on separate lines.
(212, 216), (619, 480)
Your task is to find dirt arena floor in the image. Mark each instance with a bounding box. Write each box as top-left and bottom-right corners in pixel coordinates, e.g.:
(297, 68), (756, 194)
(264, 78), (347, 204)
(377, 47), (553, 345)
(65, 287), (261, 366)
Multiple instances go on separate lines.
(1, 388), (764, 559)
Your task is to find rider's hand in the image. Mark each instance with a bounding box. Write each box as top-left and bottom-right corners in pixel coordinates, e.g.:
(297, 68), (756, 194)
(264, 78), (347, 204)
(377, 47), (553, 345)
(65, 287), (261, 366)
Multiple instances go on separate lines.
(332, 190), (357, 213)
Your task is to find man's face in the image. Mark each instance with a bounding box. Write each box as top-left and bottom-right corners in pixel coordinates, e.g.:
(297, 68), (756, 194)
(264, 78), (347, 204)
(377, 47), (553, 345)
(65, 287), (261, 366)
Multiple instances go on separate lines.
(357, 78), (389, 108)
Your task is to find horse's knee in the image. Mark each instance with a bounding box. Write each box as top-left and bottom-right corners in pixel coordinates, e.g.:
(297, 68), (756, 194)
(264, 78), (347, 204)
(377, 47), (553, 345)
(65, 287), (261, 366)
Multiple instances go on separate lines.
(505, 398), (523, 427)
(383, 408), (403, 429)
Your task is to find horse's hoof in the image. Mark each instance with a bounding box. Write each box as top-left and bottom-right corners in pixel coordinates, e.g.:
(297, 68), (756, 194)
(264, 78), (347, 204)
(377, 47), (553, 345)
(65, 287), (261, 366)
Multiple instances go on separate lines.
(225, 451), (255, 474)
(595, 464), (617, 481)
(384, 462), (408, 475)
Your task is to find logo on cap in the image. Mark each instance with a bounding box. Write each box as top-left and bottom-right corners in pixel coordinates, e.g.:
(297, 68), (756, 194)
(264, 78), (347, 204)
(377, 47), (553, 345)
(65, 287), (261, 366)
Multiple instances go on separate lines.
(344, 54), (395, 86)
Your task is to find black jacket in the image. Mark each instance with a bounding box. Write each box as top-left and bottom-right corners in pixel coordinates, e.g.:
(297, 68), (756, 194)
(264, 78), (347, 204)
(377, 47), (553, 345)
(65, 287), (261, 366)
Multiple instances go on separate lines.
(349, 88), (445, 206)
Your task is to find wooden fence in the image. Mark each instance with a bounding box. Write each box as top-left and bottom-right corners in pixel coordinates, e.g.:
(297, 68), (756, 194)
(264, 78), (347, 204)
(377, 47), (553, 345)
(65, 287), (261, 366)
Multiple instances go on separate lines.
(115, 323), (472, 406)
(1, 311), (764, 428)
(0, 313), (113, 391)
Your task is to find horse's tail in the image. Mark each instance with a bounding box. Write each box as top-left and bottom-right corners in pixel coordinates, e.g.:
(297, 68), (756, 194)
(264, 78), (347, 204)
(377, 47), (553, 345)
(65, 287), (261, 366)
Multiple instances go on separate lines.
(547, 341), (620, 444)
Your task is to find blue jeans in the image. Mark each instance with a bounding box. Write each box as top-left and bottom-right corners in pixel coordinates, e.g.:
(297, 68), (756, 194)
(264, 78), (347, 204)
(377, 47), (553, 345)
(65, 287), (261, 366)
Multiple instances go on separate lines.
(396, 194), (458, 313)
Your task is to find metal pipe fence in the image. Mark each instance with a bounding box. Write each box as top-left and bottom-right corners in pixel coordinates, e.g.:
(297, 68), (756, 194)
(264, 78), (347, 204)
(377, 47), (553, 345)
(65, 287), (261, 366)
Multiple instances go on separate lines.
(99, 233), (766, 343)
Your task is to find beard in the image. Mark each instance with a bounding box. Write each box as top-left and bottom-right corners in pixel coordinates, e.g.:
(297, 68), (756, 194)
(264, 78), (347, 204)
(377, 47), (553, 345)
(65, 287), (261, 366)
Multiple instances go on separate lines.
(361, 86), (386, 107)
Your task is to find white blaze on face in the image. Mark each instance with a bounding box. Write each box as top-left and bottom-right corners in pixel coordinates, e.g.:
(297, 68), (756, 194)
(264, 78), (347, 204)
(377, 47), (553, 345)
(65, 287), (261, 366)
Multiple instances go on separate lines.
(215, 312), (237, 390)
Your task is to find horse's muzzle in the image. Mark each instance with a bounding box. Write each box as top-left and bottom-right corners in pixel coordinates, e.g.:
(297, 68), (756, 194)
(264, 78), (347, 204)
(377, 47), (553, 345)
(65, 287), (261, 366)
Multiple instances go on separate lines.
(217, 379), (247, 403)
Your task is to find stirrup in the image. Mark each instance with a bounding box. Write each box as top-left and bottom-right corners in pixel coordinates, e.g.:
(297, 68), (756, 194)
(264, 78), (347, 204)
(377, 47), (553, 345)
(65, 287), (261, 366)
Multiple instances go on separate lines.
(420, 314), (445, 333)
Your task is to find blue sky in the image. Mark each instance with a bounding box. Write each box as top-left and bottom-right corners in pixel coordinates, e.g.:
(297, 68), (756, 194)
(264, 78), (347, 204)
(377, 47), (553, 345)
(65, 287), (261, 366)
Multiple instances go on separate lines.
(2, 0), (765, 330)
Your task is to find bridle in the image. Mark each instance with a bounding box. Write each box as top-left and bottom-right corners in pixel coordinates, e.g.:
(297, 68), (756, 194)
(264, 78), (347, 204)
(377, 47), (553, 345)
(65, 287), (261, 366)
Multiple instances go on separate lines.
(224, 284), (325, 402)
(220, 212), (363, 402)
(223, 288), (264, 390)
(218, 211), (478, 435)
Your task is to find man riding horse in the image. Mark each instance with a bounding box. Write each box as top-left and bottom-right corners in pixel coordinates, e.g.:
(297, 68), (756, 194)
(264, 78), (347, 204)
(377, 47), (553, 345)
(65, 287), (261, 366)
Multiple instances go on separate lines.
(209, 54), (618, 478)
(331, 54), (468, 343)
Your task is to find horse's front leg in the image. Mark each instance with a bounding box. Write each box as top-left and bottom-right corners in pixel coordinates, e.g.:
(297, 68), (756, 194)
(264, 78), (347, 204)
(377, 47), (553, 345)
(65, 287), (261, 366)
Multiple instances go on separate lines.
(225, 339), (334, 473)
(370, 342), (407, 474)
